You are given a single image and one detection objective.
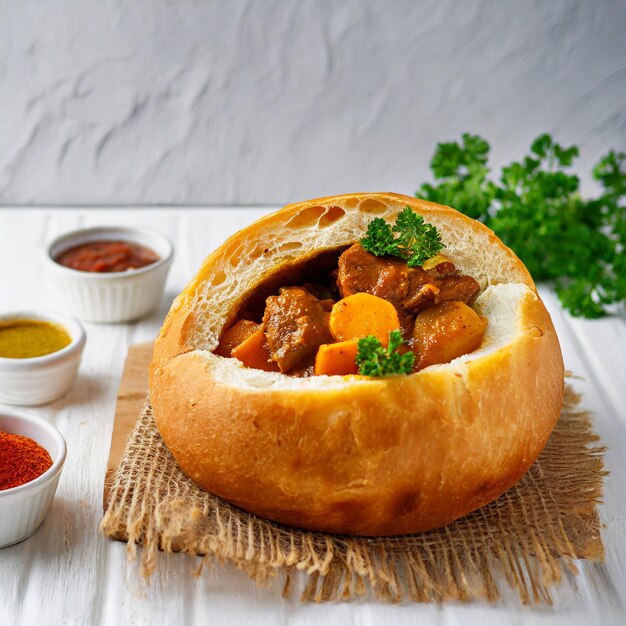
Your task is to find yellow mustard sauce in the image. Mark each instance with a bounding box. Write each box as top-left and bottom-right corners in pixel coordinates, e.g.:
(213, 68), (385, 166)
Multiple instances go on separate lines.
(0, 319), (72, 359)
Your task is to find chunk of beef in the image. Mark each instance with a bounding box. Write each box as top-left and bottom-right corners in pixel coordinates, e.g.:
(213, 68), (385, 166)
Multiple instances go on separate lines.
(427, 260), (456, 277)
(336, 243), (480, 317)
(337, 243), (411, 302)
(402, 283), (440, 313)
(301, 282), (336, 301)
(262, 287), (333, 373)
(432, 273), (481, 307)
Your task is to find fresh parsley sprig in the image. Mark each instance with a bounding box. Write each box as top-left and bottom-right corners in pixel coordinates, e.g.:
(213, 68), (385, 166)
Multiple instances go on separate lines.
(361, 206), (444, 267)
(355, 330), (415, 377)
(417, 133), (626, 318)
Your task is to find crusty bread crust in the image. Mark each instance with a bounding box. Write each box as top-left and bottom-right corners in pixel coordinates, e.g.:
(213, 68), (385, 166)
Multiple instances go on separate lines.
(150, 193), (564, 536)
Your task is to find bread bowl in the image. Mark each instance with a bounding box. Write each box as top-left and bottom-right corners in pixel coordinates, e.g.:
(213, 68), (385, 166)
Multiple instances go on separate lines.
(150, 193), (564, 536)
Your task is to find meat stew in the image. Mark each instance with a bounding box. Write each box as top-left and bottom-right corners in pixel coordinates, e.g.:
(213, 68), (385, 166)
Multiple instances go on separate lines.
(216, 243), (487, 377)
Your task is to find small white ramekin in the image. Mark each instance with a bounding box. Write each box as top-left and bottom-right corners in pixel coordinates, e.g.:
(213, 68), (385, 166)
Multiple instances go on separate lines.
(0, 408), (66, 548)
(0, 311), (85, 406)
(44, 226), (174, 323)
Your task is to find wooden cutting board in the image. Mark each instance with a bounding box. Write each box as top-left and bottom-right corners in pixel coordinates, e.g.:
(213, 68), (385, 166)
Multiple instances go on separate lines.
(103, 341), (154, 507)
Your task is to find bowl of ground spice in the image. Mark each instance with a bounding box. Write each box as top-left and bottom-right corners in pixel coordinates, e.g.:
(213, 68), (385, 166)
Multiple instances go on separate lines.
(0, 408), (66, 548)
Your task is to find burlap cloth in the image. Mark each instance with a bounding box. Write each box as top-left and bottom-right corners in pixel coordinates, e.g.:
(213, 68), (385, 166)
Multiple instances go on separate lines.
(101, 382), (605, 604)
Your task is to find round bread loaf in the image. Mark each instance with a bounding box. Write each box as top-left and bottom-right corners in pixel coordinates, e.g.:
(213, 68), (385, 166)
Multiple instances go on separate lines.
(150, 193), (564, 536)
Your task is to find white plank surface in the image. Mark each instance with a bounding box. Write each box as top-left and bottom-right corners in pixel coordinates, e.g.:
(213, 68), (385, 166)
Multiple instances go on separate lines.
(0, 207), (624, 626)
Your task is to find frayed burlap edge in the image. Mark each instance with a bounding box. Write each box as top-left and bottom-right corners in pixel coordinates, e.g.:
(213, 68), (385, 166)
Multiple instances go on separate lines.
(101, 383), (605, 604)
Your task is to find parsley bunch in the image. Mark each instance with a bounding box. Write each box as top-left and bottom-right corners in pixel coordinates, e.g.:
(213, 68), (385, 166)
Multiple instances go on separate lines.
(355, 330), (415, 377)
(361, 206), (444, 267)
(417, 133), (626, 318)
(419, 133), (496, 222)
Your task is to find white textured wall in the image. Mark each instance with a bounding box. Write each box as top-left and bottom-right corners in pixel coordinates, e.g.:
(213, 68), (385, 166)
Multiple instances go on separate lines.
(1, 0), (625, 205)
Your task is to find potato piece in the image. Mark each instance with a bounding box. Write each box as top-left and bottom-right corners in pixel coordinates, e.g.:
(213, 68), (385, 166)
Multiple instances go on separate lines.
(329, 293), (400, 345)
(412, 301), (486, 370)
(231, 329), (279, 372)
(314, 340), (360, 376)
(215, 319), (261, 357)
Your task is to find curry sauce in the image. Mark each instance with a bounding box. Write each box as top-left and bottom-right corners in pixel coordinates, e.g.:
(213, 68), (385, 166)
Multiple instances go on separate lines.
(0, 319), (72, 359)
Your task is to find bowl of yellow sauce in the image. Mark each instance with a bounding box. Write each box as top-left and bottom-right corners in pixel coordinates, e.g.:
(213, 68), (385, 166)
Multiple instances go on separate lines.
(0, 319), (72, 359)
(0, 312), (85, 406)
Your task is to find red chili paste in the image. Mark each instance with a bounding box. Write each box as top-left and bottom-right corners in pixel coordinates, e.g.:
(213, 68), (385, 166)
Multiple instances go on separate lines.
(56, 240), (159, 273)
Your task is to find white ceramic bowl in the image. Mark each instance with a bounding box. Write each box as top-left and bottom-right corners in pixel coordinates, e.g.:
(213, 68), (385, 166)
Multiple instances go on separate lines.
(44, 226), (174, 323)
(0, 311), (85, 406)
(0, 409), (66, 548)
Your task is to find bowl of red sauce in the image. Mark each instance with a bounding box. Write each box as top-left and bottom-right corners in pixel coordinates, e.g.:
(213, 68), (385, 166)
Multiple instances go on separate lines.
(44, 226), (174, 323)
(55, 239), (161, 273)
(0, 409), (66, 548)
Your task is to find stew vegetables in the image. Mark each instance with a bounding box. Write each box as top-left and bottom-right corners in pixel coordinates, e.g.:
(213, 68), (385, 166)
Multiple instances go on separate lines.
(216, 208), (487, 377)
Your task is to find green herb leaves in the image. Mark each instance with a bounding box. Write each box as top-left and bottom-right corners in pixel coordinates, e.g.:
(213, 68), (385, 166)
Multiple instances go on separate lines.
(419, 133), (496, 222)
(359, 217), (396, 257)
(361, 207), (444, 267)
(355, 330), (415, 377)
(417, 133), (626, 318)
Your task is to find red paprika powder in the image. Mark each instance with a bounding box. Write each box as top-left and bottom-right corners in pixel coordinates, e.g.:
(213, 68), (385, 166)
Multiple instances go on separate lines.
(0, 431), (53, 490)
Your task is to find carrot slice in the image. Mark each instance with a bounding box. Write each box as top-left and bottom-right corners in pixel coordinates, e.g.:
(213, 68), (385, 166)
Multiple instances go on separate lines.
(314, 340), (360, 376)
(215, 319), (261, 357)
(231, 329), (279, 372)
(329, 293), (400, 345)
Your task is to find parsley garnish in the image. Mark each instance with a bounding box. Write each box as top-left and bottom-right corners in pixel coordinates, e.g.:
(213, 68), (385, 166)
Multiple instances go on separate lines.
(361, 207), (444, 268)
(355, 330), (415, 377)
(417, 133), (626, 318)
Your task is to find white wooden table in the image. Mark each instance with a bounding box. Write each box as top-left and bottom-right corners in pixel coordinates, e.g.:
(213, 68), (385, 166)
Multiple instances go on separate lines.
(0, 207), (624, 626)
